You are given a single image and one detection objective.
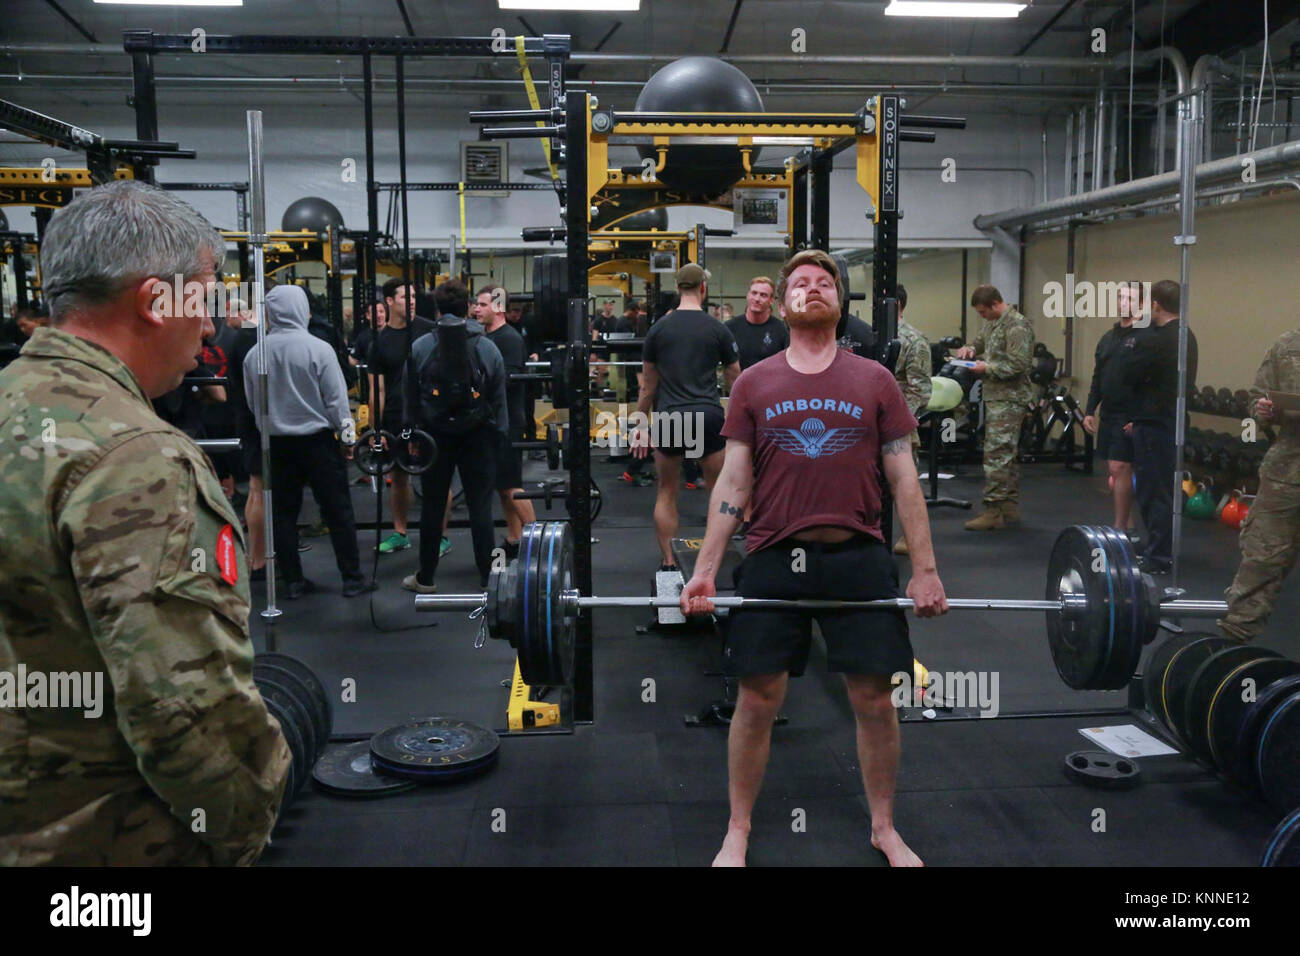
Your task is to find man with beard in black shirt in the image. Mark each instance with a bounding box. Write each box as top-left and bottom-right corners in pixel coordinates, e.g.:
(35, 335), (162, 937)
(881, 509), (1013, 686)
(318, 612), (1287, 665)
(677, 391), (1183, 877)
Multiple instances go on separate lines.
(724, 276), (788, 372)
(476, 285), (537, 558)
(1117, 279), (1198, 574)
(368, 278), (437, 556)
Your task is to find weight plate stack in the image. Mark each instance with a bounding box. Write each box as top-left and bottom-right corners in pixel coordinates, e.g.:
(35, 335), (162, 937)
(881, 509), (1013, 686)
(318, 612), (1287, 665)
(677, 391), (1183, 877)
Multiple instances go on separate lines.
(1181, 646), (1280, 766)
(1261, 807), (1300, 867)
(1160, 635), (1233, 746)
(1094, 526), (1143, 688)
(1143, 632), (1209, 737)
(1206, 657), (1300, 776)
(257, 652), (334, 756)
(369, 717), (500, 782)
(259, 682), (309, 799)
(1230, 674), (1300, 795)
(1255, 691), (1300, 815)
(1046, 525), (1118, 689)
(312, 740), (418, 798)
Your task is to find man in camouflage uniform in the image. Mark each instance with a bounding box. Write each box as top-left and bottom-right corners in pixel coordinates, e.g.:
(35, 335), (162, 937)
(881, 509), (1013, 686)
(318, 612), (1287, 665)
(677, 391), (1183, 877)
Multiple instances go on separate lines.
(1219, 329), (1300, 640)
(954, 284), (1034, 530)
(0, 181), (290, 866)
(891, 283), (932, 555)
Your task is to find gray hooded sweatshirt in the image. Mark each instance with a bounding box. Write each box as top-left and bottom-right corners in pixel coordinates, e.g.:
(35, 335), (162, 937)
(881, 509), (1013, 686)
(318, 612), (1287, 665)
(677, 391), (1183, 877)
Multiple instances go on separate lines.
(244, 285), (355, 440)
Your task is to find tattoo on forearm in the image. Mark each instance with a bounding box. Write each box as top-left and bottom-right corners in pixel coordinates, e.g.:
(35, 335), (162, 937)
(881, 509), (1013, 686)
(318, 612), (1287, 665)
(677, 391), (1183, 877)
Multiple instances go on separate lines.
(719, 500), (743, 517)
(882, 437), (911, 456)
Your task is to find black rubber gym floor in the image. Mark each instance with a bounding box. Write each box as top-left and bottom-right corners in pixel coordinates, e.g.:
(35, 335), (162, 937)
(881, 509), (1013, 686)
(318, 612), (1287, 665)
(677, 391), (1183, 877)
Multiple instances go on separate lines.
(251, 457), (1297, 866)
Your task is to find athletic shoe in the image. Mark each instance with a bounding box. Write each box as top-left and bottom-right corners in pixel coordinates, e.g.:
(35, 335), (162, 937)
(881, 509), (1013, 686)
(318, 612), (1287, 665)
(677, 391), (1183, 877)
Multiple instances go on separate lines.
(377, 532), (410, 554)
(439, 537), (452, 557)
(619, 471), (638, 484)
(636, 472), (656, 487)
(285, 579), (318, 600)
(401, 574), (437, 594)
(342, 579), (378, 598)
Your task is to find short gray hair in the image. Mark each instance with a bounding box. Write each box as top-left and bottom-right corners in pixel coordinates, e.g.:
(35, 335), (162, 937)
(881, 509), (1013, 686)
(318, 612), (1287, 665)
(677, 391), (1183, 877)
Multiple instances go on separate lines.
(42, 180), (226, 322)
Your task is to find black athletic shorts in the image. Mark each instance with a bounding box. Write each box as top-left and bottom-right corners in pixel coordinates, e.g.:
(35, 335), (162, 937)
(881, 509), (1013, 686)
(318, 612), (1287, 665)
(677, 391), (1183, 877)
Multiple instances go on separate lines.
(723, 534), (913, 679)
(653, 404), (726, 459)
(1097, 417), (1135, 463)
(240, 420), (263, 478)
(494, 430), (523, 490)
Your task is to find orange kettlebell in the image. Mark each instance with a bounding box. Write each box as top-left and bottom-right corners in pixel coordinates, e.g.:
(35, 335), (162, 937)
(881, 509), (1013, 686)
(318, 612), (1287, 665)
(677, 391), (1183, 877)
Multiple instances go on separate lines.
(1221, 496), (1241, 527)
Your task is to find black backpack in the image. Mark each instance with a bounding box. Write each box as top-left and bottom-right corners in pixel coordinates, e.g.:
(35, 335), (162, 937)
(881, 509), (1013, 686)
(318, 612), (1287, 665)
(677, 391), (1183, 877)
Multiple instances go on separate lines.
(413, 316), (495, 434)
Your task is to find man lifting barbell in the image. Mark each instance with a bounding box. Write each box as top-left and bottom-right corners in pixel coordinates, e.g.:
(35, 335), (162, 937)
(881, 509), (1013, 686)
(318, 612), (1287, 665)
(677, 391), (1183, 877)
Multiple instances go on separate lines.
(679, 250), (948, 868)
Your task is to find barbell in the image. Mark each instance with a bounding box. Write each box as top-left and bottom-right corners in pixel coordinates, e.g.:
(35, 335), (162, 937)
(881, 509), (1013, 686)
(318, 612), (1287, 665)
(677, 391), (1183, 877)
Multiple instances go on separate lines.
(414, 521), (1230, 690)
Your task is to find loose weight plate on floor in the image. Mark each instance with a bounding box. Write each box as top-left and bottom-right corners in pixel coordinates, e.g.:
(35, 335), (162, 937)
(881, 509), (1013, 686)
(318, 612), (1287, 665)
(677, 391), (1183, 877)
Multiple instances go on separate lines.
(1255, 691), (1300, 814)
(1181, 646), (1281, 766)
(369, 717), (500, 782)
(256, 652), (333, 753)
(1160, 635), (1233, 745)
(1231, 674), (1300, 794)
(1206, 657), (1300, 775)
(1063, 750), (1142, 790)
(1143, 632), (1209, 735)
(312, 741), (417, 797)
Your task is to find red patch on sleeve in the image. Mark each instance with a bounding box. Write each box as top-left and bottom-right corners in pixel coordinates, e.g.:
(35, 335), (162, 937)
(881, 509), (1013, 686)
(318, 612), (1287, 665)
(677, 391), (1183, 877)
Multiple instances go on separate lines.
(216, 524), (238, 586)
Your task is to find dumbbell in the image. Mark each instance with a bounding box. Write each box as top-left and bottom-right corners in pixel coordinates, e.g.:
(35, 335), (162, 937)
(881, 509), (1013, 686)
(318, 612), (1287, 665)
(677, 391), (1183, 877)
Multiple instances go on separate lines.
(1187, 387), (1203, 413)
(1217, 388), (1236, 418)
(1199, 385), (1219, 414)
(512, 423), (568, 471)
(1234, 389), (1252, 418)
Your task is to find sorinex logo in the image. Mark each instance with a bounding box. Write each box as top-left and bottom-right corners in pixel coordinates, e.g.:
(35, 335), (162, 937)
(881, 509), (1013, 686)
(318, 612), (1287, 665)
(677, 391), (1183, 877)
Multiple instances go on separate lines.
(49, 886), (151, 936)
(594, 405), (705, 459)
(1041, 275), (1152, 325)
(0, 665), (104, 718)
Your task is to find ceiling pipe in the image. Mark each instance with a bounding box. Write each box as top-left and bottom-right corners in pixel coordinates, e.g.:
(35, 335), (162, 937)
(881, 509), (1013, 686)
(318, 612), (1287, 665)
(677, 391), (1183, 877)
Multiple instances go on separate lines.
(974, 138), (1300, 231)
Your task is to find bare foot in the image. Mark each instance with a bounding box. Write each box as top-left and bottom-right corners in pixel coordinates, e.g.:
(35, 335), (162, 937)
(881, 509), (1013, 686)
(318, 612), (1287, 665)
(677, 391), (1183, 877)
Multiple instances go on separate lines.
(871, 827), (923, 867)
(712, 825), (750, 867)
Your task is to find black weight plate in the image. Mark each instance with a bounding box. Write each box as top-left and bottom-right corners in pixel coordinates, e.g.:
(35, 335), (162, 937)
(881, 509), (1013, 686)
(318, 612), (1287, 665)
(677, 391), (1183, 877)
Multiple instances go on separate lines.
(354, 429), (395, 475)
(1046, 525), (1116, 689)
(516, 522), (549, 685)
(1262, 807), (1300, 867)
(393, 428), (437, 475)
(1231, 674), (1300, 796)
(1256, 691), (1300, 815)
(546, 424), (560, 471)
(1143, 632), (1208, 735)
(312, 741), (417, 797)
(1161, 635), (1233, 745)
(537, 521), (576, 688)
(1181, 645), (1273, 765)
(1207, 656), (1299, 776)
(257, 652), (333, 748)
(260, 684), (308, 796)
(1094, 526), (1142, 688)
(370, 749), (499, 782)
(1062, 750), (1142, 790)
(369, 717), (500, 781)
(255, 661), (328, 761)
(257, 671), (318, 770)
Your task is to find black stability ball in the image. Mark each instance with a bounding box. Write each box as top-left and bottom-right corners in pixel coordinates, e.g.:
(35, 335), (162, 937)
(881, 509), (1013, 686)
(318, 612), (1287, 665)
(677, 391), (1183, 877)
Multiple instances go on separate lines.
(635, 57), (764, 195)
(281, 196), (344, 235)
(606, 206), (668, 231)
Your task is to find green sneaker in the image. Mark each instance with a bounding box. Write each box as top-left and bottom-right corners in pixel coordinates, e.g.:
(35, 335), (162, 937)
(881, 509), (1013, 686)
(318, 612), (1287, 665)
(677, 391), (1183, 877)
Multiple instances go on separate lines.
(377, 532), (410, 554)
(439, 537), (452, 557)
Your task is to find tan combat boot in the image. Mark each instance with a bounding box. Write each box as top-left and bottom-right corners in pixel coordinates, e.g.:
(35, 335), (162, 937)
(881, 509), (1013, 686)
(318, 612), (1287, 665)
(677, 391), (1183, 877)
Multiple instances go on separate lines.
(998, 500), (1021, 525)
(964, 506), (1006, 531)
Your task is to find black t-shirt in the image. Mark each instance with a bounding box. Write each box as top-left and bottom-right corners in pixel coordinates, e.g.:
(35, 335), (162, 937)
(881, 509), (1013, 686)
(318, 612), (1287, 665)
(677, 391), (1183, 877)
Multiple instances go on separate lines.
(197, 323), (239, 438)
(642, 309), (740, 412)
(228, 325), (259, 436)
(486, 322), (527, 432)
(1129, 319), (1199, 426)
(724, 314), (789, 370)
(154, 359), (217, 439)
(836, 313), (878, 359)
(368, 316), (436, 422)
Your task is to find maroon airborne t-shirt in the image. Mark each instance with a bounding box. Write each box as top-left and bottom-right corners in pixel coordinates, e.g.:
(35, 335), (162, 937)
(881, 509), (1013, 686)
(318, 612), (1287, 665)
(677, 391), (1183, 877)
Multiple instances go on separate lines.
(721, 348), (917, 553)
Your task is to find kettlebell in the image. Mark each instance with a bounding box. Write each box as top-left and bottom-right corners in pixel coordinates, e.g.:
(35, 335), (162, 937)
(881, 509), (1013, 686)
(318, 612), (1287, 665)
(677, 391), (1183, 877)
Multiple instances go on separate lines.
(1181, 472), (1197, 499)
(1236, 494), (1254, 527)
(1220, 495), (1241, 527)
(1186, 483), (1216, 519)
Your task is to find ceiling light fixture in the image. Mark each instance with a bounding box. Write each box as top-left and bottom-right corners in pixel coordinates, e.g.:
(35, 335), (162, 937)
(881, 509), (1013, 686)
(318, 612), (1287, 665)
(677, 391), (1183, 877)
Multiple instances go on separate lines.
(885, 1), (1026, 17)
(498, 0), (641, 10)
(93, 1), (244, 6)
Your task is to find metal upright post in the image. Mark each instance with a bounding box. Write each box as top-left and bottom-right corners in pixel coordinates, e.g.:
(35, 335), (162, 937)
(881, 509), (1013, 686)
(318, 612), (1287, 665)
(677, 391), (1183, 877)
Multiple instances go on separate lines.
(1170, 91), (1201, 590)
(248, 110), (282, 625)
